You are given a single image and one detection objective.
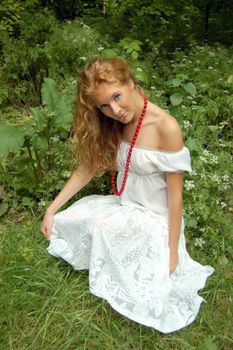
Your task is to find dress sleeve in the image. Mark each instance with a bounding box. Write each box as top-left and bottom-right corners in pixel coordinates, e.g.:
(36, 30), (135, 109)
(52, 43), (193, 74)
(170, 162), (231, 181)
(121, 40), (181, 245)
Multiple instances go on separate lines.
(152, 147), (192, 173)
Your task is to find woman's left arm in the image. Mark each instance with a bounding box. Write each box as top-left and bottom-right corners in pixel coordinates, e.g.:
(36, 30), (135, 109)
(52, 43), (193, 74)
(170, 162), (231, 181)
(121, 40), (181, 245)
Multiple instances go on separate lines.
(165, 172), (183, 274)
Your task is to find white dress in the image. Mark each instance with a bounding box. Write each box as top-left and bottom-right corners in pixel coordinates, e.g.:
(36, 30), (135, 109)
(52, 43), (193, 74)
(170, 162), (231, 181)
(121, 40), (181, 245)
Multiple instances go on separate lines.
(47, 141), (214, 333)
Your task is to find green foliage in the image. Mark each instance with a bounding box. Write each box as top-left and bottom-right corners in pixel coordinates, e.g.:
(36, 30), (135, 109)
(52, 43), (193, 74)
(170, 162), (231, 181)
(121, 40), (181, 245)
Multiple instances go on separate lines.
(0, 126), (24, 156)
(154, 44), (233, 260)
(0, 12), (103, 107)
(0, 0), (39, 35)
(0, 78), (73, 213)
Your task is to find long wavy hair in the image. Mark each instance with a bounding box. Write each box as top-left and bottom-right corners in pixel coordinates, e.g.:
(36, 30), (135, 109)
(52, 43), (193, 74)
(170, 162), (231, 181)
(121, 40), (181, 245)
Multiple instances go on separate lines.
(72, 57), (138, 176)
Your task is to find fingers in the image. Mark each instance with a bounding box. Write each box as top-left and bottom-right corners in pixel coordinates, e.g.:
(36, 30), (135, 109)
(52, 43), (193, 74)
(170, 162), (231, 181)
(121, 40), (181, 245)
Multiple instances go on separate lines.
(40, 212), (54, 240)
(40, 223), (51, 240)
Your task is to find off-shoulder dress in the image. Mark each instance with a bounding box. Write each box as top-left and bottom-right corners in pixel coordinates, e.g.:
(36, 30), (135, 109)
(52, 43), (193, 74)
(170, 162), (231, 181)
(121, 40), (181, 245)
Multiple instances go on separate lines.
(47, 141), (214, 333)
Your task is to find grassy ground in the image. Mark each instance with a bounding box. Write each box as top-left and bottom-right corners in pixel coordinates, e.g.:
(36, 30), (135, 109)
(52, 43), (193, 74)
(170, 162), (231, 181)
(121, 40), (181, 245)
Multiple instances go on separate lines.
(0, 214), (232, 350)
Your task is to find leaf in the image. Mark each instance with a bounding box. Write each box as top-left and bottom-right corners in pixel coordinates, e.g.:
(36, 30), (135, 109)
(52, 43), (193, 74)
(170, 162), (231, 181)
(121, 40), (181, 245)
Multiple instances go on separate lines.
(170, 93), (183, 106)
(186, 137), (200, 152)
(227, 75), (233, 84)
(31, 107), (47, 131)
(135, 70), (148, 84)
(101, 49), (118, 58)
(132, 51), (138, 59)
(184, 82), (197, 96)
(0, 203), (8, 217)
(31, 135), (48, 150)
(54, 96), (73, 131)
(166, 78), (182, 87)
(208, 125), (218, 132)
(0, 125), (24, 157)
(186, 217), (198, 228)
(41, 78), (59, 111)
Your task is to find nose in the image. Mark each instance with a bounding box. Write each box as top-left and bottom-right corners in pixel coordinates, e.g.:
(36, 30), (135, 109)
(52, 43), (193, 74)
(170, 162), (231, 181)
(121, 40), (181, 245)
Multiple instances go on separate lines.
(110, 101), (121, 116)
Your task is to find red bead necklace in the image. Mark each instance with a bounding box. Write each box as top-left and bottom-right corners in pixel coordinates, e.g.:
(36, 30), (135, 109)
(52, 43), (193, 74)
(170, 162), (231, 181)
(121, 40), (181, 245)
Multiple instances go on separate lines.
(111, 95), (148, 196)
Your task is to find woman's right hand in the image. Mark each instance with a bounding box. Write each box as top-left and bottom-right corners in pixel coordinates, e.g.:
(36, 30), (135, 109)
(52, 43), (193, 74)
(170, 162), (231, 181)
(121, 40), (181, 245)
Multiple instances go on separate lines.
(40, 210), (55, 240)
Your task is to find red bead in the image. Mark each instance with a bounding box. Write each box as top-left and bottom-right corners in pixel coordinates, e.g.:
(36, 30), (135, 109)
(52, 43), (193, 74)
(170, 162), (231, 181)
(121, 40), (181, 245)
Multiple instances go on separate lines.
(111, 95), (148, 196)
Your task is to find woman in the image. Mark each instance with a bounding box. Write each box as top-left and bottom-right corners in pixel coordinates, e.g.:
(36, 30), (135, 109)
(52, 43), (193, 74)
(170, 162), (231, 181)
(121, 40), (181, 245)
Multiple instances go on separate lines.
(41, 57), (214, 333)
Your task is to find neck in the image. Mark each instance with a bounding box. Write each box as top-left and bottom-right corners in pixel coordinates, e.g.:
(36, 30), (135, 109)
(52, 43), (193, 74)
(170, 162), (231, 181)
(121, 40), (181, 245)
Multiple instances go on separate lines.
(130, 90), (145, 124)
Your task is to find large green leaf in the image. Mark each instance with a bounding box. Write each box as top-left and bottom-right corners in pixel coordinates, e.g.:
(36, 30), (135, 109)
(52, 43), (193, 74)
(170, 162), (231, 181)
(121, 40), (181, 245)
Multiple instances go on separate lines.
(54, 96), (73, 131)
(170, 93), (183, 106)
(0, 125), (24, 157)
(41, 78), (59, 111)
(31, 107), (47, 131)
(165, 78), (182, 87)
(184, 82), (197, 96)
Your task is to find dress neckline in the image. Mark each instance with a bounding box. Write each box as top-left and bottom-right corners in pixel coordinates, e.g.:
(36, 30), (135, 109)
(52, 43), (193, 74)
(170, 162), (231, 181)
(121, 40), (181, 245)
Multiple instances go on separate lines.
(121, 140), (186, 154)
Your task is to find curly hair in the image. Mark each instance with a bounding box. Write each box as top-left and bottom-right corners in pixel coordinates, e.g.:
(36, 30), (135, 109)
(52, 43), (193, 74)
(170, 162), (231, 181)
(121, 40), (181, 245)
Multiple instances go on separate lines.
(72, 57), (138, 176)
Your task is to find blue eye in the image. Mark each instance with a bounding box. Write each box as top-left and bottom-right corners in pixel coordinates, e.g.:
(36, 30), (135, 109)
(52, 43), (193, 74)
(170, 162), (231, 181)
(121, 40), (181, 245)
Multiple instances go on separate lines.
(114, 93), (121, 101)
(99, 103), (108, 110)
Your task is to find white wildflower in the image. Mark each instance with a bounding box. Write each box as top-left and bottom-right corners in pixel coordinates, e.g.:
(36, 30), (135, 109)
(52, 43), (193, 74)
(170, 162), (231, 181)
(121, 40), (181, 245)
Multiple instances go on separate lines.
(211, 174), (220, 184)
(222, 174), (229, 182)
(51, 135), (60, 142)
(200, 156), (208, 163)
(210, 155), (218, 164)
(203, 149), (210, 156)
(220, 202), (227, 208)
(190, 169), (197, 176)
(184, 180), (195, 191)
(80, 56), (87, 61)
(98, 46), (104, 51)
(62, 170), (71, 178)
(194, 237), (206, 248)
(223, 184), (230, 190)
(183, 120), (191, 128)
(38, 200), (46, 207)
(150, 86), (156, 90)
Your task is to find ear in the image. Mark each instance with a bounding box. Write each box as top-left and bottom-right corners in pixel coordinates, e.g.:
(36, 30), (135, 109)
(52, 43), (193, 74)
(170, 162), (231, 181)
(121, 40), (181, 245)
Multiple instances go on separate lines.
(129, 79), (135, 90)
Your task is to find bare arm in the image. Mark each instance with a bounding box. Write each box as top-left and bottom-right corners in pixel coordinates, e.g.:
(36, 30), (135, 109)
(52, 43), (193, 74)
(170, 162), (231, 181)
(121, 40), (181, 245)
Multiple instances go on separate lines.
(166, 172), (183, 254)
(41, 164), (95, 239)
(158, 114), (184, 274)
(46, 164), (95, 214)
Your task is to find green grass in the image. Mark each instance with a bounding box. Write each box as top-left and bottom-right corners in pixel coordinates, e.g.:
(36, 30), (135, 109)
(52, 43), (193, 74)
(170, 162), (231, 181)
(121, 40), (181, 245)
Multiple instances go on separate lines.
(0, 216), (232, 350)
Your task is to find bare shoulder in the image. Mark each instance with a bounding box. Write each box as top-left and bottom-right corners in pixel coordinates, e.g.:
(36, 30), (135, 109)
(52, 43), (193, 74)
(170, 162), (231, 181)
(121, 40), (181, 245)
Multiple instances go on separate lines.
(149, 103), (184, 151)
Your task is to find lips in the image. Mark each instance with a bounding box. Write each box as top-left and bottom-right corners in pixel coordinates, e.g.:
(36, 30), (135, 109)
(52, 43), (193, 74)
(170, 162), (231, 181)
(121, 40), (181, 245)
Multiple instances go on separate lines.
(118, 111), (127, 121)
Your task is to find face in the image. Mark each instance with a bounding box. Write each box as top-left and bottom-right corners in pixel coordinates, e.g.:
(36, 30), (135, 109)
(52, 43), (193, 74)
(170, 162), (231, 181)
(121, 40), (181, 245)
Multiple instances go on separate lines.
(93, 81), (138, 124)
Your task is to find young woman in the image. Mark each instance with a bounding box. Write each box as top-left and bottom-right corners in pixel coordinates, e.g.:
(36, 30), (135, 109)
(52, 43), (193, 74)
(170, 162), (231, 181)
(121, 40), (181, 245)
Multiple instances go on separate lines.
(41, 57), (214, 333)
